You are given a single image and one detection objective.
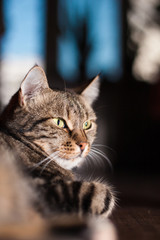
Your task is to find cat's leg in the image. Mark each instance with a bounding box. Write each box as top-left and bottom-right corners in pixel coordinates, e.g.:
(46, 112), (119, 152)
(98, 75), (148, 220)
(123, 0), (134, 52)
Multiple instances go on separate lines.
(44, 180), (115, 218)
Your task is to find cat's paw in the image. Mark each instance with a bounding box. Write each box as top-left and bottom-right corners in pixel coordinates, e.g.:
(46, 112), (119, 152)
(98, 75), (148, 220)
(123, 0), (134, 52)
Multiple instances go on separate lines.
(79, 181), (115, 218)
(45, 180), (115, 218)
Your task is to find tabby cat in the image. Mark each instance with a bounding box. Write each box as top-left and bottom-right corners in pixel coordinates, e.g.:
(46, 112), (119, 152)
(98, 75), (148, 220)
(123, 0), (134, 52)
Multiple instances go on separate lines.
(0, 66), (115, 239)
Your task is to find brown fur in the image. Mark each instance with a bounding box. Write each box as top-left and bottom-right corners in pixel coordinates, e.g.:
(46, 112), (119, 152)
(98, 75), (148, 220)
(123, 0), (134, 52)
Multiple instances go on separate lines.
(0, 66), (115, 239)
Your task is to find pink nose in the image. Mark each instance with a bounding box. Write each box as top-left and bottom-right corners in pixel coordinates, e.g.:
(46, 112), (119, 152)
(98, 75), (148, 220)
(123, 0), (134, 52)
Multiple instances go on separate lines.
(79, 142), (87, 151)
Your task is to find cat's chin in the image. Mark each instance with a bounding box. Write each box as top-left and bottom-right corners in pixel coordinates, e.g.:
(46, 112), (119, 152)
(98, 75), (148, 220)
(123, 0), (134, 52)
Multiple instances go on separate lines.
(53, 156), (84, 170)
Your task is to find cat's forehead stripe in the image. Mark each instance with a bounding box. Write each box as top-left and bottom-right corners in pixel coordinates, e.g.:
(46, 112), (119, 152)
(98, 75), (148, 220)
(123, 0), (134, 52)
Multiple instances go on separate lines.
(65, 92), (87, 119)
(73, 97), (87, 120)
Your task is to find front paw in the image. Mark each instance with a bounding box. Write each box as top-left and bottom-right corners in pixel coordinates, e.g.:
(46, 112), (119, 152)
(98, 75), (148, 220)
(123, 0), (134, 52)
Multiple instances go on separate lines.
(79, 182), (115, 218)
(44, 180), (115, 218)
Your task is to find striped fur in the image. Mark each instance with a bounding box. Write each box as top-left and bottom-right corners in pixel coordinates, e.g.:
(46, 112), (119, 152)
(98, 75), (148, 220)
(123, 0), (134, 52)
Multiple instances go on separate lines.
(0, 66), (115, 230)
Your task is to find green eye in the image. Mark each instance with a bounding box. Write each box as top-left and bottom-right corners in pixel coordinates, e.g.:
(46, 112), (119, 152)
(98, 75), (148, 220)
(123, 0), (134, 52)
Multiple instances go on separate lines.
(53, 118), (66, 128)
(83, 120), (92, 130)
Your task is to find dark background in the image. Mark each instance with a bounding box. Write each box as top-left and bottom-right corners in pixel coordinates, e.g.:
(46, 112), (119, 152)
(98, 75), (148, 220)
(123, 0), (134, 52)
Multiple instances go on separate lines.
(45, 0), (160, 177)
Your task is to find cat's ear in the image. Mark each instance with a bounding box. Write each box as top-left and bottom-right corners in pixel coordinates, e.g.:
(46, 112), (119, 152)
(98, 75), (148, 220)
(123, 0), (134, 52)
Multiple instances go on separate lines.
(80, 75), (100, 105)
(19, 65), (49, 106)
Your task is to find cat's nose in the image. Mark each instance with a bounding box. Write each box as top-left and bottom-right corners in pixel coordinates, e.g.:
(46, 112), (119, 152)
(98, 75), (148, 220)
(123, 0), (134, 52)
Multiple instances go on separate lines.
(79, 142), (87, 151)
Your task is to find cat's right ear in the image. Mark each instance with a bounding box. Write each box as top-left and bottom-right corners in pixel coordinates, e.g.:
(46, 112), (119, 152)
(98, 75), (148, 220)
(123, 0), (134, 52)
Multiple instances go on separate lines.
(19, 65), (49, 106)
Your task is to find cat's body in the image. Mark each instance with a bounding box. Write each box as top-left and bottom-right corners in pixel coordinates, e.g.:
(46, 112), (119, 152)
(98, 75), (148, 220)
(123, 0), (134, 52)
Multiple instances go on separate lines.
(0, 66), (115, 239)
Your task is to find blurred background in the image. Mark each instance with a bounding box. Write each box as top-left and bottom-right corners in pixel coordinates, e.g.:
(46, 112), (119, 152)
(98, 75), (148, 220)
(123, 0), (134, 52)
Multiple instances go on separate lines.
(0, 0), (160, 207)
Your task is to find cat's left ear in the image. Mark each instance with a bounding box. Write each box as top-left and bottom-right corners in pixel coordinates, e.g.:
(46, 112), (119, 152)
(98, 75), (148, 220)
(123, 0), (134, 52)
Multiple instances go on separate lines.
(80, 75), (100, 105)
(19, 65), (49, 106)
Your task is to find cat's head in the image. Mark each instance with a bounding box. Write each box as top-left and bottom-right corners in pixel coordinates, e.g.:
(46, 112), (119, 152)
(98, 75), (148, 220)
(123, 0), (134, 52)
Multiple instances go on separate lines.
(9, 66), (100, 170)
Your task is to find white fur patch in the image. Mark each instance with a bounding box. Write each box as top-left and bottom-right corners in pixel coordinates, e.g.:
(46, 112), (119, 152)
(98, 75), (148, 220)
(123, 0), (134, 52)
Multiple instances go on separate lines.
(53, 156), (85, 170)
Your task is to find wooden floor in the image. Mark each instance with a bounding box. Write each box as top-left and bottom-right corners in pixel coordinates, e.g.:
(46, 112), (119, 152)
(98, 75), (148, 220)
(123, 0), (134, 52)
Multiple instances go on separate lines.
(111, 206), (160, 240)
(110, 174), (160, 240)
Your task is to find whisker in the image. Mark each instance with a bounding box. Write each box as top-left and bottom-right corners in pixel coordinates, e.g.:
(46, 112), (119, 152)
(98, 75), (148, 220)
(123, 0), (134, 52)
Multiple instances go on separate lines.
(34, 157), (49, 167)
(40, 159), (53, 174)
(92, 143), (115, 153)
(91, 148), (111, 164)
(49, 151), (59, 160)
(90, 147), (113, 170)
(31, 151), (59, 172)
(85, 153), (94, 168)
(88, 151), (103, 168)
(51, 152), (67, 164)
(30, 157), (49, 172)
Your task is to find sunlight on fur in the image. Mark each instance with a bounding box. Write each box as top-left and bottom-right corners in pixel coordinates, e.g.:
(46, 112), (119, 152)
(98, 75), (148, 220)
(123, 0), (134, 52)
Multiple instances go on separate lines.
(0, 66), (117, 239)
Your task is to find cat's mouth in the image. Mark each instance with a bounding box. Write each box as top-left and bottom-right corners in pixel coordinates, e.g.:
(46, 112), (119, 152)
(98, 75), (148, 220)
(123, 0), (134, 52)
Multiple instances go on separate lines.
(53, 148), (90, 170)
(58, 152), (83, 161)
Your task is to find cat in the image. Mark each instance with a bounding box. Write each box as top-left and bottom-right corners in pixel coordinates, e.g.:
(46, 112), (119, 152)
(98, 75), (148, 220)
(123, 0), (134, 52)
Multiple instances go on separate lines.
(0, 65), (116, 239)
